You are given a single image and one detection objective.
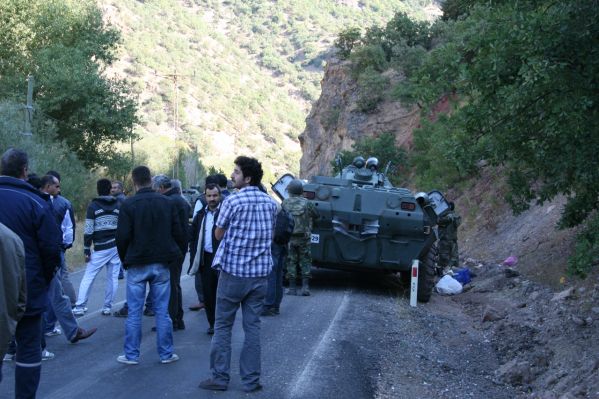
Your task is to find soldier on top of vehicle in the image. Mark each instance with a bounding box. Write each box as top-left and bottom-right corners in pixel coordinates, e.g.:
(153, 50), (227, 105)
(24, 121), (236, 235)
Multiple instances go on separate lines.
(282, 179), (318, 296)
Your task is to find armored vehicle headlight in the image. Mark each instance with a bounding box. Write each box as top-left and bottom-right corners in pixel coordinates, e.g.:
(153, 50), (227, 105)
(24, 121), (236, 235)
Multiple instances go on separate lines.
(400, 202), (416, 211)
(316, 186), (331, 200)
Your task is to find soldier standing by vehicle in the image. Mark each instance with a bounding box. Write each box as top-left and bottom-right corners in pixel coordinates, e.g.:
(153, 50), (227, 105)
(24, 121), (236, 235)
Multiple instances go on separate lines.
(437, 201), (461, 275)
(283, 179), (318, 296)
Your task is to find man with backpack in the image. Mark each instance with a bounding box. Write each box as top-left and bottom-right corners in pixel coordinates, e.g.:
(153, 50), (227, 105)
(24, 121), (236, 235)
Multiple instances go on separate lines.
(262, 204), (294, 316)
(282, 179), (318, 296)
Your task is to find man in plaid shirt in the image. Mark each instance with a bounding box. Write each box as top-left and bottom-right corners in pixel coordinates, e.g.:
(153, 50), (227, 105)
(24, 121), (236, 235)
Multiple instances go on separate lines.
(199, 156), (277, 394)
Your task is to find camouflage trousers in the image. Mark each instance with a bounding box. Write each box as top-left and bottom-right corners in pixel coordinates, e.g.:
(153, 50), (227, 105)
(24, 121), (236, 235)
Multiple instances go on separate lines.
(286, 237), (312, 280)
(438, 239), (459, 268)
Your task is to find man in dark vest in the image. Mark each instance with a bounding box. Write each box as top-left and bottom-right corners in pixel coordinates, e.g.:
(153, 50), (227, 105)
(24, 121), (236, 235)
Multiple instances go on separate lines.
(188, 183), (222, 335)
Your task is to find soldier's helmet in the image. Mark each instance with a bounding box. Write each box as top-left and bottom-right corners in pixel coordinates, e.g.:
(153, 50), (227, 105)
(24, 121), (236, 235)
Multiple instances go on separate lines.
(352, 156), (366, 168)
(366, 157), (379, 171)
(287, 179), (304, 195)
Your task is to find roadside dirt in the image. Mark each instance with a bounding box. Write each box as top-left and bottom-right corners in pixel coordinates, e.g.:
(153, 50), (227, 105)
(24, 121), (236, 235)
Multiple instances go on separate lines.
(369, 259), (599, 399)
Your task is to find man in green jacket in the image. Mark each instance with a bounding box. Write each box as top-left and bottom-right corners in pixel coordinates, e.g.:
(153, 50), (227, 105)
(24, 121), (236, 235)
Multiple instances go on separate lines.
(0, 222), (26, 382)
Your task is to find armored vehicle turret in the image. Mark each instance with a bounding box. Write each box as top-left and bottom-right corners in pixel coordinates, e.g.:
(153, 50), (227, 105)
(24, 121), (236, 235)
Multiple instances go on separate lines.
(273, 156), (449, 302)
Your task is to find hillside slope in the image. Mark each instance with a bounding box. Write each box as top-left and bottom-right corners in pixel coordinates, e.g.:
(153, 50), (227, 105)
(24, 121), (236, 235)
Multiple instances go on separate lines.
(99, 0), (439, 183)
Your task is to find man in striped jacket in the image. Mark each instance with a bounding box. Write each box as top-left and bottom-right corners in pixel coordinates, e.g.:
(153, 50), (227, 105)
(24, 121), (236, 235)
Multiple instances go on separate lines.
(73, 179), (122, 316)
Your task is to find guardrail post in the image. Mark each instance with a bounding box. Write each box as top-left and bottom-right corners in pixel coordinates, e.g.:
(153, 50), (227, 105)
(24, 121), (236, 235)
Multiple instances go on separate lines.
(410, 259), (419, 307)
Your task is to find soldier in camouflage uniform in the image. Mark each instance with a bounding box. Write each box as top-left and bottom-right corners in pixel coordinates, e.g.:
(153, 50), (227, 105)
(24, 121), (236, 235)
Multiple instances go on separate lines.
(283, 179), (318, 296)
(437, 201), (461, 275)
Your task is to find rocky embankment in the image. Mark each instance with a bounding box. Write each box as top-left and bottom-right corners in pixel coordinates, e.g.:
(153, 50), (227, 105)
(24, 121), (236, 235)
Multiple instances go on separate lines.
(370, 257), (599, 399)
(456, 257), (599, 398)
(298, 59), (419, 178)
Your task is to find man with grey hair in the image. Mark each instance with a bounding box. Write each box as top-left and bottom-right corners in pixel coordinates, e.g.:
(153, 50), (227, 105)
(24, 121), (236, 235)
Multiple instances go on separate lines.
(153, 175), (190, 330)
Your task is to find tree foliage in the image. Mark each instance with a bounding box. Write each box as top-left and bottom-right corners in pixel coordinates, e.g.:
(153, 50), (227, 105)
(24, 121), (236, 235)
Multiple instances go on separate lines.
(408, 0), (599, 228)
(334, 12), (436, 111)
(334, 27), (362, 59)
(0, 0), (138, 169)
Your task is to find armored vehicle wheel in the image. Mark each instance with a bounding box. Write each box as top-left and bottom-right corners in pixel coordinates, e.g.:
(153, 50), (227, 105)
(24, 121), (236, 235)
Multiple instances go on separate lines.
(417, 244), (438, 303)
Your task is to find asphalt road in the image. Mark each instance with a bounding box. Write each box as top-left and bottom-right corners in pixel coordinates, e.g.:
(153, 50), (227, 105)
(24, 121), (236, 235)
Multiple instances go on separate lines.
(1, 261), (406, 399)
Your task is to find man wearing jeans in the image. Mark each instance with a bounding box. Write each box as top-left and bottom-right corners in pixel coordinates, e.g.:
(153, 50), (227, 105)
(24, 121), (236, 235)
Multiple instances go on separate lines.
(115, 166), (185, 365)
(73, 179), (122, 316)
(199, 156), (277, 393)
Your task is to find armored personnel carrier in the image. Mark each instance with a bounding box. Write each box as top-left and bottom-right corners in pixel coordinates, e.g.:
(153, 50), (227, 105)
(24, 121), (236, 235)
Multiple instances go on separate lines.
(273, 156), (449, 302)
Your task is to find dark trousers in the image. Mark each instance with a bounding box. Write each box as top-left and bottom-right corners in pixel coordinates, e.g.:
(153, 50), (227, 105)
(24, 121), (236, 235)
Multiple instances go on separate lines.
(200, 251), (219, 328)
(168, 256), (184, 326)
(265, 243), (287, 310)
(15, 314), (42, 399)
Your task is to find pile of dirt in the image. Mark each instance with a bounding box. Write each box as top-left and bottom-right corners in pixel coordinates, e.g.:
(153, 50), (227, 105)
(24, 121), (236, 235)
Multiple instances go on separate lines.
(452, 258), (599, 398)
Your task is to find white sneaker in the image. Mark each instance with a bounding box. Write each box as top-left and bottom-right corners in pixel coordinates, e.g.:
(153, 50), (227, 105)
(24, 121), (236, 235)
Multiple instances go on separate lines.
(3, 353), (14, 361)
(72, 306), (87, 316)
(117, 355), (139, 365)
(101, 308), (111, 315)
(160, 353), (179, 364)
(45, 326), (62, 337)
(41, 349), (55, 361)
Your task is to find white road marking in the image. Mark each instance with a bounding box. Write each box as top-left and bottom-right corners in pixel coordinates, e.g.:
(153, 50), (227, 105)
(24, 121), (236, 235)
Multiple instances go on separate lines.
(289, 290), (351, 398)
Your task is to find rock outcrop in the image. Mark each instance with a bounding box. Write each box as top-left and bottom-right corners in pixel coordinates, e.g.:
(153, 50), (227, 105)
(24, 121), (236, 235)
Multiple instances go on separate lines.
(299, 58), (420, 178)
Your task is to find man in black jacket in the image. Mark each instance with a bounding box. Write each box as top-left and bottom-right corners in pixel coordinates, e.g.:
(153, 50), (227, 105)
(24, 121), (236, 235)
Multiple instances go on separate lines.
(152, 175), (190, 331)
(188, 183), (222, 334)
(115, 166), (185, 365)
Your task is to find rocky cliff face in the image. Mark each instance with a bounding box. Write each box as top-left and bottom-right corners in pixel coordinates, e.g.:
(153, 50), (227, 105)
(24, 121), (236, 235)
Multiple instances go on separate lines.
(299, 59), (420, 178)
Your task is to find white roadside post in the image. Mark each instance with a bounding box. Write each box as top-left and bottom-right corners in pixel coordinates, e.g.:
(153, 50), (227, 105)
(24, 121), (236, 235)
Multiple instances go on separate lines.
(410, 259), (419, 307)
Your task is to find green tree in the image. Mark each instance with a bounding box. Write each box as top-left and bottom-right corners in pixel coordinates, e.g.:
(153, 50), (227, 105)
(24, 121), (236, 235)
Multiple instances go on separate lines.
(0, 0), (138, 168)
(334, 27), (362, 59)
(409, 1), (599, 228)
(356, 66), (389, 112)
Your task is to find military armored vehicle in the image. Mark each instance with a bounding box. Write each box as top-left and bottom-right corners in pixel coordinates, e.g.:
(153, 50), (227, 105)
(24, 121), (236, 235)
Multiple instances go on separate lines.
(273, 156), (449, 302)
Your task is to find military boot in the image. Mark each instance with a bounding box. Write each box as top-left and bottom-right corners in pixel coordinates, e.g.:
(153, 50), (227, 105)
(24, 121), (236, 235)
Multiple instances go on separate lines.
(286, 279), (298, 295)
(300, 278), (310, 296)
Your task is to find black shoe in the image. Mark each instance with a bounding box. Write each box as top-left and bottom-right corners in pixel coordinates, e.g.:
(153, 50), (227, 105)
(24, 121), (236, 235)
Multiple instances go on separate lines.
(206, 326), (214, 335)
(198, 378), (227, 391)
(261, 307), (278, 317)
(176, 320), (185, 330)
(70, 327), (97, 343)
(143, 308), (155, 317)
(243, 383), (263, 393)
(113, 307), (128, 317)
(188, 302), (205, 311)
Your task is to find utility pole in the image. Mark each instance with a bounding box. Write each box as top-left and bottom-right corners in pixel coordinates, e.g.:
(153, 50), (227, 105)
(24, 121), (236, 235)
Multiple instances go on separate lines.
(22, 75), (34, 136)
(156, 69), (194, 179)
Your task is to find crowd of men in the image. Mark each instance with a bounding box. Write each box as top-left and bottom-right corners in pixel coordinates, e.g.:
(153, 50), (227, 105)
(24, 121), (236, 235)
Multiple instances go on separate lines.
(0, 148), (317, 397)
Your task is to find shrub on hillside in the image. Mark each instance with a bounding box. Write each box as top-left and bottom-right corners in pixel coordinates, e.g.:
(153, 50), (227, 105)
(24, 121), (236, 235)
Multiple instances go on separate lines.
(568, 213), (599, 278)
(356, 66), (389, 113)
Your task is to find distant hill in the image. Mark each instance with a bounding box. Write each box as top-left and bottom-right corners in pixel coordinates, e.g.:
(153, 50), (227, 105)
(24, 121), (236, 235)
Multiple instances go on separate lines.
(100, 0), (439, 184)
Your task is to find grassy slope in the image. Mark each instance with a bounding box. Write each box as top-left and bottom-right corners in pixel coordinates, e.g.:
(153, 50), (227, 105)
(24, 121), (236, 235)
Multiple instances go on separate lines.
(100, 0), (433, 183)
